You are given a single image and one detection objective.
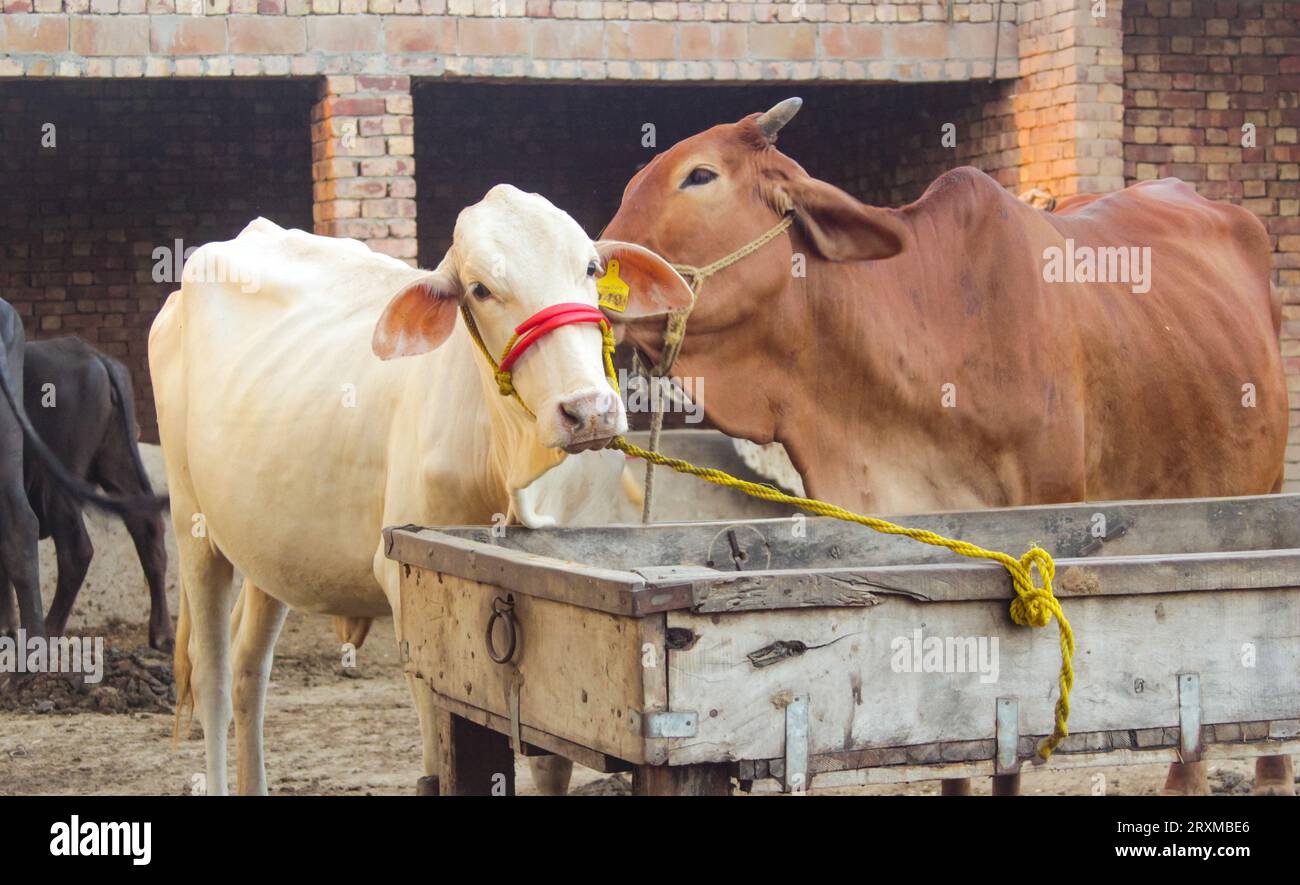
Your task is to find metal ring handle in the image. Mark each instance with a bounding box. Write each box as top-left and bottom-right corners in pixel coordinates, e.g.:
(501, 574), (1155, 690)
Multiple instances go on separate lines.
(485, 595), (517, 664)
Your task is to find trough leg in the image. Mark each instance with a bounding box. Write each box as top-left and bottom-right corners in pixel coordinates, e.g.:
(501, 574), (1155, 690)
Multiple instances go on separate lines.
(940, 777), (972, 796)
(1163, 761), (1210, 796)
(434, 710), (515, 796)
(1254, 755), (1295, 796)
(632, 763), (732, 796)
(991, 773), (1021, 796)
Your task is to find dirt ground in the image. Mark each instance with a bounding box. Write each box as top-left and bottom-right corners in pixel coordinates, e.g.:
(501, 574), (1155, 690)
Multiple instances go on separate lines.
(0, 447), (1276, 797)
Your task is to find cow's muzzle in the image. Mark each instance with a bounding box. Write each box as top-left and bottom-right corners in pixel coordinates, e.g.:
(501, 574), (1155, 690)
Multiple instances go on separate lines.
(553, 387), (624, 453)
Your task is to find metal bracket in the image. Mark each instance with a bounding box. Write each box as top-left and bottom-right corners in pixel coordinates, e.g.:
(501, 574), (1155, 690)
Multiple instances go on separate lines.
(995, 697), (1021, 775)
(783, 694), (810, 793)
(506, 670), (525, 754)
(1178, 673), (1202, 762)
(631, 710), (699, 739)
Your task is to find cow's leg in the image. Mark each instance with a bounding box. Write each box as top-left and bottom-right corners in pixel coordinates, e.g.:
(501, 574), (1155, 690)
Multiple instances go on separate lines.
(0, 560), (15, 639)
(232, 580), (288, 796)
(528, 755), (574, 796)
(174, 510), (236, 796)
(93, 440), (173, 652)
(1254, 755), (1295, 796)
(41, 501), (93, 639)
(0, 484), (43, 638)
(119, 510), (172, 652)
(1163, 761), (1210, 795)
(405, 672), (444, 789)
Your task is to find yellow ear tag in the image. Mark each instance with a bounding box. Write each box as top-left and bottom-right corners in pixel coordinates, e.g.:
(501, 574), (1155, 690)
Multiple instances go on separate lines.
(596, 259), (630, 313)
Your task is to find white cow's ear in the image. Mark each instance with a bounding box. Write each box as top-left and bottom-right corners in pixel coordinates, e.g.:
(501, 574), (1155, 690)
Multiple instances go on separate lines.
(593, 241), (694, 321)
(372, 271), (461, 360)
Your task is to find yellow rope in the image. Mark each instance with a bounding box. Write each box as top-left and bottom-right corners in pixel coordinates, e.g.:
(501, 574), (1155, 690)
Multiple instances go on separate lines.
(459, 282), (1077, 761)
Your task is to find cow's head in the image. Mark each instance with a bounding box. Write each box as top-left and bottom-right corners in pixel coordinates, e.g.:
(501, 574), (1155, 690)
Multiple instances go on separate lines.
(601, 98), (909, 335)
(372, 184), (691, 453)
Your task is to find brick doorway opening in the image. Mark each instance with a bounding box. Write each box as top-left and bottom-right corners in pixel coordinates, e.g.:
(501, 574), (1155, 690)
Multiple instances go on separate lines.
(1, 79), (316, 441)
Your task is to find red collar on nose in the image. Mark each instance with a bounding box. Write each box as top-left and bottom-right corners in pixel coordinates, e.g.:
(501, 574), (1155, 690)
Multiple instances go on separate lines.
(498, 302), (608, 373)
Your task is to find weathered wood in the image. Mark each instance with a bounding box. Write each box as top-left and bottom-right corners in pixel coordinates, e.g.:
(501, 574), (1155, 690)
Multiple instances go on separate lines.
(633, 763), (732, 796)
(399, 565), (656, 762)
(386, 492), (1300, 793)
(420, 683), (634, 773)
(664, 586), (1300, 765)
(740, 736), (1300, 792)
(685, 548), (1300, 610)
(389, 505), (1300, 613)
(435, 711), (514, 796)
(405, 494), (1300, 574)
(387, 527), (651, 615)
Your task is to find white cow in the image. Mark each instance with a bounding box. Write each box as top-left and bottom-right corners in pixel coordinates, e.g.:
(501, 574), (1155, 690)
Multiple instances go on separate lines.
(151, 186), (692, 795)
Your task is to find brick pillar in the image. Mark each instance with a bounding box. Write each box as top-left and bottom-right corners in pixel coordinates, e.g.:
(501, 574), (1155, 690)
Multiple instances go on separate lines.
(311, 75), (418, 265)
(1015, 0), (1128, 197)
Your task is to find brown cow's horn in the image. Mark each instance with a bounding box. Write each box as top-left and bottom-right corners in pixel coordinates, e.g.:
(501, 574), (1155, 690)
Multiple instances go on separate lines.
(756, 97), (803, 140)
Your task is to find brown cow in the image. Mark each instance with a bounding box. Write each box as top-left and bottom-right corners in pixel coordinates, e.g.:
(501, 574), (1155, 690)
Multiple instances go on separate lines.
(601, 98), (1292, 796)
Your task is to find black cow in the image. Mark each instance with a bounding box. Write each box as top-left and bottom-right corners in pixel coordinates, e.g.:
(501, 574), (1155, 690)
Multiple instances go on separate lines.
(0, 299), (170, 650)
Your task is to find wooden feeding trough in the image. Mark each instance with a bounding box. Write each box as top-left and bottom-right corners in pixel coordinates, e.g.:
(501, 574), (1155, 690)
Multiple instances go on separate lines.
(385, 494), (1300, 795)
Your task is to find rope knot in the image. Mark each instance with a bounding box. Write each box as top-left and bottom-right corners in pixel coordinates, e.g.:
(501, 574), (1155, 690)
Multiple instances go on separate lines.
(1009, 590), (1054, 628)
(494, 370), (515, 398)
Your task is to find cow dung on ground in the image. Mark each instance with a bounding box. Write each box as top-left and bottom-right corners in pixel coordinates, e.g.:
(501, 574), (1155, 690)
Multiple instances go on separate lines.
(0, 642), (174, 715)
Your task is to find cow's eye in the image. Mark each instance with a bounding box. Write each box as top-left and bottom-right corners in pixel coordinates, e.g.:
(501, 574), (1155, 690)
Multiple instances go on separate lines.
(470, 282), (491, 300)
(681, 167), (718, 189)
(587, 261), (600, 278)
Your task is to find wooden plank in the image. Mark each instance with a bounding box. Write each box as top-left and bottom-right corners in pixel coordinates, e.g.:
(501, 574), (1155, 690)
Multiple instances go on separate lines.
(399, 565), (651, 763)
(663, 586), (1300, 765)
(387, 508), (1300, 614)
(416, 684), (633, 774)
(638, 614), (673, 766)
(404, 494), (1300, 574)
(386, 527), (651, 616)
(687, 548), (1300, 610)
(741, 736), (1300, 792)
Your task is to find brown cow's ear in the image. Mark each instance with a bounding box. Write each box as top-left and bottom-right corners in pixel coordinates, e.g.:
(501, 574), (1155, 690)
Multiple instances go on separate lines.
(594, 240), (694, 320)
(372, 270), (461, 360)
(774, 175), (908, 262)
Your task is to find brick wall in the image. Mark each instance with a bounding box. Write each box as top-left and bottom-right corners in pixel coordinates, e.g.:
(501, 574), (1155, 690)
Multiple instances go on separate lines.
(1122, 0), (1300, 487)
(0, 80), (315, 440)
(1014, 0), (1126, 197)
(0, 5), (1018, 82)
(312, 73), (417, 262)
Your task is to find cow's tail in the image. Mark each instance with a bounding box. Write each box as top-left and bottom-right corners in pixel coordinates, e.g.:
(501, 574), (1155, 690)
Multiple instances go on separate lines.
(171, 579), (194, 746)
(0, 346), (168, 517)
(97, 354), (157, 498)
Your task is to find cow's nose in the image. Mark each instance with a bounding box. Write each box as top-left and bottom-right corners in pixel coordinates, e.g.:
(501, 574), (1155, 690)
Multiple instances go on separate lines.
(556, 388), (621, 446)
